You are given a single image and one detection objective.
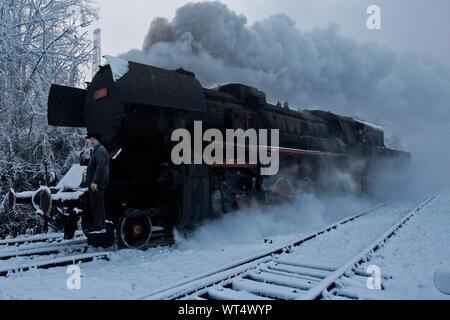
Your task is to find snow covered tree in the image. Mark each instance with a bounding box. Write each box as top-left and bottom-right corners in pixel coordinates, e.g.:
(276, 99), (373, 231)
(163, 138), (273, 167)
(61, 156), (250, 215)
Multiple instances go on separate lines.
(0, 0), (98, 187)
(0, 0), (98, 235)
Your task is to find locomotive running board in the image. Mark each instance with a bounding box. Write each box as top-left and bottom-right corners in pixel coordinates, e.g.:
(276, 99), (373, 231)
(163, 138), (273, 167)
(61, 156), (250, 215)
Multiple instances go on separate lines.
(48, 84), (86, 127)
(210, 140), (348, 158)
(260, 145), (348, 157)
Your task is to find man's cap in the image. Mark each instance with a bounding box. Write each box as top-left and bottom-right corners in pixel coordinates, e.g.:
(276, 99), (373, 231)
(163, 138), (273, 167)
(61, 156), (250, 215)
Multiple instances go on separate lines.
(86, 132), (101, 142)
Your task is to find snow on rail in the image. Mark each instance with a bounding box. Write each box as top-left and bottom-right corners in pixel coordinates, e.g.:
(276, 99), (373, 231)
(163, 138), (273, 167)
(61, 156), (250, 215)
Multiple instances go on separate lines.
(138, 195), (438, 300)
(0, 239), (88, 260)
(301, 194), (437, 300)
(0, 251), (110, 277)
(0, 231), (84, 247)
(137, 202), (387, 300)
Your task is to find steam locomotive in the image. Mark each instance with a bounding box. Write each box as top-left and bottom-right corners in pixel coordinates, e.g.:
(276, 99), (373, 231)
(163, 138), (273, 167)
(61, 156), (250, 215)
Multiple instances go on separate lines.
(23, 57), (409, 248)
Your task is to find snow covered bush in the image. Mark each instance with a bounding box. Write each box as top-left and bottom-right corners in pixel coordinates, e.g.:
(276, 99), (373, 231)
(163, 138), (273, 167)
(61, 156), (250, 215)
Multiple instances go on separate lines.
(0, 0), (98, 236)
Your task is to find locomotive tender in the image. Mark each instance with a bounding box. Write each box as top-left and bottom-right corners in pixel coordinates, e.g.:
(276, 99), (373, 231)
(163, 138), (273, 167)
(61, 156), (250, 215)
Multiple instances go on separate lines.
(46, 57), (409, 248)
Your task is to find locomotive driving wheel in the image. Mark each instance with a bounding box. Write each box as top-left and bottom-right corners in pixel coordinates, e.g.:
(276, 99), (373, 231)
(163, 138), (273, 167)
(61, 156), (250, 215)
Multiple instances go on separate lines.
(272, 178), (294, 202)
(118, 215), (152, 249)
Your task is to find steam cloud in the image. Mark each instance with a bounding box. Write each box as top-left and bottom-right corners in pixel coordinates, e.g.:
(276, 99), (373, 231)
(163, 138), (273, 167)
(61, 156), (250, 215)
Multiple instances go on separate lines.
(121, 1), (450, 192)
(174, 194), (372, 250)
(142, 17), (173, 51)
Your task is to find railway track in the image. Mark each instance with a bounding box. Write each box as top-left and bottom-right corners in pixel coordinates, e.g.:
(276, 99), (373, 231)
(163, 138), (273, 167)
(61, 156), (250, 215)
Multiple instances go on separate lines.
(0, 229), (174, 277)
(0, 231), (85, 247)
(0, 238), (89, 260)
(138, 195), (437, 300)
(0, 251), (111, 277)
(0, 234), (107, 277)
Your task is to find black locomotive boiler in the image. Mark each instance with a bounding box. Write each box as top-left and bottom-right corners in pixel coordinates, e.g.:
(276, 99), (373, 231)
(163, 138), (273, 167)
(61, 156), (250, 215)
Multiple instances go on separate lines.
(47, 58), (410, 248)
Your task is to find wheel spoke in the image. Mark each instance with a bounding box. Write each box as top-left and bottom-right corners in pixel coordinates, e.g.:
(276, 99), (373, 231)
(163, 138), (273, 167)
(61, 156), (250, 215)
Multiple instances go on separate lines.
(119, 215), (152, 249)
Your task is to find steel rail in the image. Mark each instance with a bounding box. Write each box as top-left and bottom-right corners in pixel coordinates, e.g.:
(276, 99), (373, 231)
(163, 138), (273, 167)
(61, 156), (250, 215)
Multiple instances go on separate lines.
(138, 202), (389, 300)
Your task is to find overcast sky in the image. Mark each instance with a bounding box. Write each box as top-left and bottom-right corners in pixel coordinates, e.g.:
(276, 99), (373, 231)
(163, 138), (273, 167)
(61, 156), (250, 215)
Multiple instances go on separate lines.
(86, 0), (450, 187)
(90, 0), (450, 66)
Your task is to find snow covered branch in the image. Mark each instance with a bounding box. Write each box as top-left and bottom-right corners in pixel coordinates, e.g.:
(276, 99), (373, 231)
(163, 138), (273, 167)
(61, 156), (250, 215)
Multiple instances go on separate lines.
(0, 0), (98, 206)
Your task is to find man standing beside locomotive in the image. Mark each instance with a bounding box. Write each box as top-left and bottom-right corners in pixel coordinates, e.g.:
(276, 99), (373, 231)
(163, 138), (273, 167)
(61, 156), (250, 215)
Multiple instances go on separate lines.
(86, 133), (109, 233)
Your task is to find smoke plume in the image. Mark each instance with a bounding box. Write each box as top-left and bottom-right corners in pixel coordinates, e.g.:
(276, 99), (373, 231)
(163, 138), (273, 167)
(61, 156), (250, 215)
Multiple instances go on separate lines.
(121, 1), (450, 192)
(142, 17), (173, 52)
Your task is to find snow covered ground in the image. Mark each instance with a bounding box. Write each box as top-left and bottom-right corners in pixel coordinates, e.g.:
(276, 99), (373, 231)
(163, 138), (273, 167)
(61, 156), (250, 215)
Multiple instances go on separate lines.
(360, 192), (450, 299)
(0, 192), (448, 300)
